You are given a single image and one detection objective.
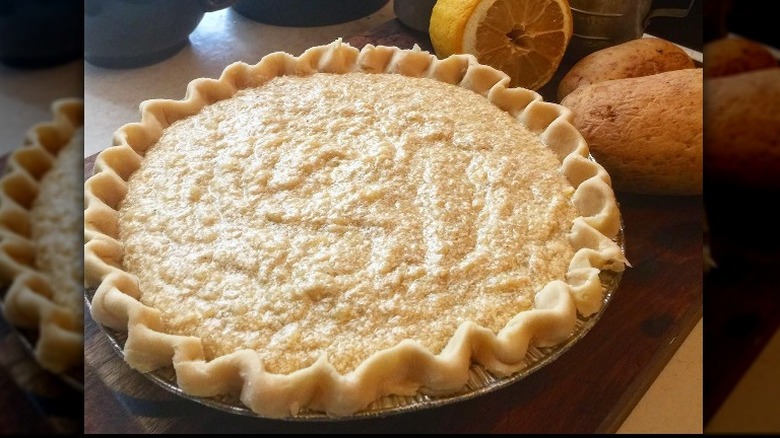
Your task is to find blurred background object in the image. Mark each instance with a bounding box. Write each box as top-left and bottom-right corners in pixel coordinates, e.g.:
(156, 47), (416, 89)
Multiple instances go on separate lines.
(394, 0), (436, 33)
(231, 0), (389, 27)
(567, 0), (698, 62)
(0, 0), (83, 434)
(703, 37), (777, 78)
(0, 0), (81, 68)
(727, 0), (779, 49)
(85, 0), (236, 69)
(702, 0), (780, 434)
(644, 0), (702, 50)
(703, 0), (731, 42)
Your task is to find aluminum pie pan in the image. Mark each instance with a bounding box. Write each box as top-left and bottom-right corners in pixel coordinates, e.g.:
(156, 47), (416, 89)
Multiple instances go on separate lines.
(84, 224), (624, 421)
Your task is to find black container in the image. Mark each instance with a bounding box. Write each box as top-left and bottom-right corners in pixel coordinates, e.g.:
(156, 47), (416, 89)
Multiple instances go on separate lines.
(394, 0), (436, 33)
(728, 0), (779, 48)
(0, 0), (82, 68)
(645, 0), (703, 51)
(231, 0), (389, 27)
(85, 0), (235, 69)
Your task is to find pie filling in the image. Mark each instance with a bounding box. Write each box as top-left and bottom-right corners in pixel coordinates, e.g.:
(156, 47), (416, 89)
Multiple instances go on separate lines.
(119, 73), (579, 375)
(31, 128), (85, 324)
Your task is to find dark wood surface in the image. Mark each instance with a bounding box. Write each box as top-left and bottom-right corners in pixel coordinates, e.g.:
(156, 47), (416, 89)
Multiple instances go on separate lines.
(83, 132), (703, 434)
(703, 183), (780, 423)
(0, 317), (83, 434)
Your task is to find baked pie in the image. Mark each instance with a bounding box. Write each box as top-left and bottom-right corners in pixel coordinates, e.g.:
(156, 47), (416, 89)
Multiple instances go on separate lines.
(0, 99), (84, 374)
(84, 41), (626, 418)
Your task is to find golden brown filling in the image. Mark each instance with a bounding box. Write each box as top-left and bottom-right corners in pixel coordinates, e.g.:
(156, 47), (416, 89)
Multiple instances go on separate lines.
(119, 73), (577, 374)
(32, 128), (84, 321)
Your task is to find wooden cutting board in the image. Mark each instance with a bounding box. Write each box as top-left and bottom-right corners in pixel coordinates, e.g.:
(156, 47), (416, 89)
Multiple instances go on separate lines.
(82, 20), (703, 433)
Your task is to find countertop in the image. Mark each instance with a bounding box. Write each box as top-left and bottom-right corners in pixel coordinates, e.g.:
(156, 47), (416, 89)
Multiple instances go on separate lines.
(82, 3), (702, 433)
(0, 60), (82, 156)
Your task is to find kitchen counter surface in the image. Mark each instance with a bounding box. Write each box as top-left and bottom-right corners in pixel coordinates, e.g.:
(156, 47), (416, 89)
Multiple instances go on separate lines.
(0, 60), (82, 156)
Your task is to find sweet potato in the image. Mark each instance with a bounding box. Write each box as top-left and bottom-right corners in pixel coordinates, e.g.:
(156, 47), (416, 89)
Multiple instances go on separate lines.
(561, 68), (703, 195)
(557, 38), (695, 101)
(703, 37), (777, 78)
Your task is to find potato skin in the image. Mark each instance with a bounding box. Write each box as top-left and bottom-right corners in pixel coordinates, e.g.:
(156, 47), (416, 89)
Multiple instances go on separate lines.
(705, 68), (780, 188)
(557, 38), (695, 102)
(704, 37), (777, 78)
(561, 69), (702, 195)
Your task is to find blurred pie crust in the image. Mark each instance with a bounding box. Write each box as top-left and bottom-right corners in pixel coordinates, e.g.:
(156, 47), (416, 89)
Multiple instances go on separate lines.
(0, 99), (84, 374)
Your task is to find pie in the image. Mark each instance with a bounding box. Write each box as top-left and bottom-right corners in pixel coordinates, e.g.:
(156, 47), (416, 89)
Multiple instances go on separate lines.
(84, 41), (626, 418)
(0, 99), (84, 374)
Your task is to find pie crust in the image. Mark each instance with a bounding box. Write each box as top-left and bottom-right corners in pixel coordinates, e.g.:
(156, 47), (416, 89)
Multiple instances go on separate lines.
(84, 41), (627, 418)
(0, 98), (84, 374)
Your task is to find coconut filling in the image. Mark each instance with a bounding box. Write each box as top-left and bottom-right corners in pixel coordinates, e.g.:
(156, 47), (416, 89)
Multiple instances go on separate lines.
(31, 128), (85, 322)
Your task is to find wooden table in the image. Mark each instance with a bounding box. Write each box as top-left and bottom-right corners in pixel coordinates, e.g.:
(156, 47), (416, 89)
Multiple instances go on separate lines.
(0, 318), (83, 434)
(704, 182), (780, 423)
(84, 152), (703, 434)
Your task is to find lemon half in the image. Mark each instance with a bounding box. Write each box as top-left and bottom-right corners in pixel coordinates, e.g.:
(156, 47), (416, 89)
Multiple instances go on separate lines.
(430, 0), (573, 90)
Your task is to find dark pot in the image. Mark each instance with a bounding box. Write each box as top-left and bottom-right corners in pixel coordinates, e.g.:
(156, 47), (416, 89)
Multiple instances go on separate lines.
(0, 0), (82, 68)
(393, 0), (436, 33)
(85, 0), (235, 69)
(231, 0), (389, 27)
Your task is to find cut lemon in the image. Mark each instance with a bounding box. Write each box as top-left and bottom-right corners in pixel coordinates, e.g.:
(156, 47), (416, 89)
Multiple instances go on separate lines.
(430, 0), (573, 90)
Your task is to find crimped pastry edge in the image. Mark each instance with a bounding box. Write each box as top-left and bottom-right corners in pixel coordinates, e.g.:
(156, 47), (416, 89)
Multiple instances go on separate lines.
(0, 98), (84, 374)
(84, 40), (626, 418)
